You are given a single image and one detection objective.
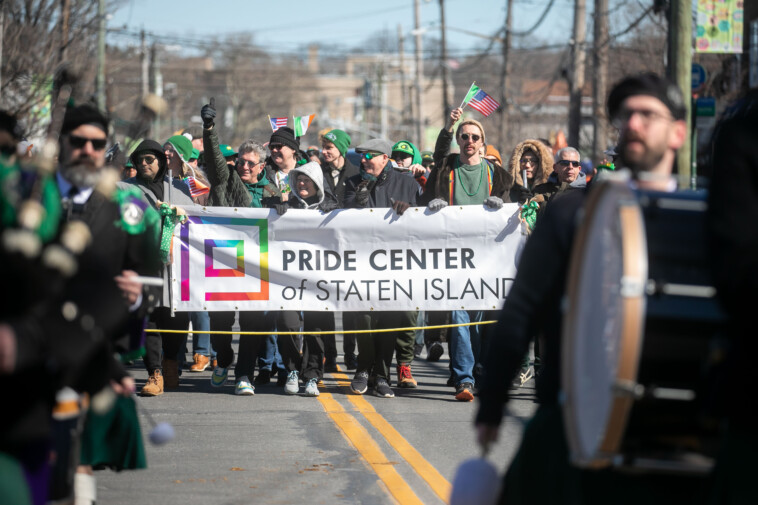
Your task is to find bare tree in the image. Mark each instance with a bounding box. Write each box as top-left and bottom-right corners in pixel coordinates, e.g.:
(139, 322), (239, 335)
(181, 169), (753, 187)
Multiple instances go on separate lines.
(1, 0), (124, 135)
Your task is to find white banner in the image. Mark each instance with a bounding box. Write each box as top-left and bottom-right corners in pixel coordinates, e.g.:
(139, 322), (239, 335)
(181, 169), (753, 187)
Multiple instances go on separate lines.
(170, 205), (526, 312)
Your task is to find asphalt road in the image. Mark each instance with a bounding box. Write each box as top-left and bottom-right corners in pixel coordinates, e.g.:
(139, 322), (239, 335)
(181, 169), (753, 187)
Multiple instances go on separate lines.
(97, 327), (537, 504)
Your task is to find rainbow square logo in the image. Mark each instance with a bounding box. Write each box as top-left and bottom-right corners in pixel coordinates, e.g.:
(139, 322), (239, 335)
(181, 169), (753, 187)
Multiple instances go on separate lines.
(179, 216), (269, 303)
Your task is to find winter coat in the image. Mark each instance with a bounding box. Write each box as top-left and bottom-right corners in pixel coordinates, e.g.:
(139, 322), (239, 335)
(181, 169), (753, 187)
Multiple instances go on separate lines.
(321, 157), (359, 208)
(532, 172), (587, 212)
(287, 161), (338, 211)
(420, 128), (513, 205)
(203, 126), (280, 208)
(344, 162), (418, 209)
(507, 139), (554, 204)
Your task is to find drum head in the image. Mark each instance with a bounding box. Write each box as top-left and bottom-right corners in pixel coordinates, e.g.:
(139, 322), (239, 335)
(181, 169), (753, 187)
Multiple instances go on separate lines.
(562, 181), (647, 468)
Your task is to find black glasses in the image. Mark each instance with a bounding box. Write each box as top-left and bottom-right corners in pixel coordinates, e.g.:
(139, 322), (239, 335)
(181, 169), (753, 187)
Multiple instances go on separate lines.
(558, 160), (580, 168)
(459, 133), (481, 142)
(68, 135), (107, 150)
(520, 157), (536, 166)
(361, 152), (382, 160)
(136, 154), (157, 164)
(269, 143), (283, 151)
(611, 108), (673, 128)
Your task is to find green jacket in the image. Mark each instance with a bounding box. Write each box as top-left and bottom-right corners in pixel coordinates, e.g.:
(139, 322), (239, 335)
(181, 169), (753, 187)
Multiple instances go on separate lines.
(203, 127), (281, 208)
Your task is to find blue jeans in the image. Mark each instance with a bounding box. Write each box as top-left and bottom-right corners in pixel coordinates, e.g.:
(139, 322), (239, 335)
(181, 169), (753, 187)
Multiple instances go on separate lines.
(257, 334), (284, 372)
(190, 311), (214, 359)
(449, 310), (483, 385)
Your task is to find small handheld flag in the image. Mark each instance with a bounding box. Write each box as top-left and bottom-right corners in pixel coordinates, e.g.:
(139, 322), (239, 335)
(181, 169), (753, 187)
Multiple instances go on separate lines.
(269, 115), (288, 132)
(460, 82), (500, 117)
(183, 176), (210, 197)
(293, 114), (315, 137)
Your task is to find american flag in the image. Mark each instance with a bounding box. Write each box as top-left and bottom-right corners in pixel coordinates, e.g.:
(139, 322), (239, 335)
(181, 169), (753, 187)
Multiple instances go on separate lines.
(468, 89), (500, 117)
(269, 117), (288, 131)
(184, 176), (210, 197)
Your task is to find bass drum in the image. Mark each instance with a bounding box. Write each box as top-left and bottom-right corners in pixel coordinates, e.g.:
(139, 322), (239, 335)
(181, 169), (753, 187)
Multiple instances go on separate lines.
(561, 179), (725, 474)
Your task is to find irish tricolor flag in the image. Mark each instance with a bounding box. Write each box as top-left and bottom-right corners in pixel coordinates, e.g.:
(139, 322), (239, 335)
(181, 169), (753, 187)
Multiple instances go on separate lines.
(293, 114), (315, 137)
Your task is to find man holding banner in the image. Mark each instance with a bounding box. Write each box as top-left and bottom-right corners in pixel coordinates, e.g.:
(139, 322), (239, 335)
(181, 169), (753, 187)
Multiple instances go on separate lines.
(344, 138), (418, 398)
(422, 105), (511, 402)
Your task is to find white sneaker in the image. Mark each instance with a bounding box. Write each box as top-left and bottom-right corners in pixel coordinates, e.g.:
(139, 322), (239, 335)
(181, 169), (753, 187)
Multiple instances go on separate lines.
(304, 378), (320, 397)
(235, 376), (255, 396)
(284, 370), (300, 395)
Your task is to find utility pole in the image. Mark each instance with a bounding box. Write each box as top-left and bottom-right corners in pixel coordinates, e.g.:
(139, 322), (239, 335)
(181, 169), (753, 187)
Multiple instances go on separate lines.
(498, 0), (513, 151)
(667, 0), (691, 187)
(413, 0), (424, 147)
(592, 0), (609, 161)
(398, 24), (408, 128)
(59, 0), (70, 63)
(439, 0), (451, 116)
(568, 0), (587, 149)
(0, 3), (4, 93)
(140, 29), (149, 98)
(95, 0), (106, 111)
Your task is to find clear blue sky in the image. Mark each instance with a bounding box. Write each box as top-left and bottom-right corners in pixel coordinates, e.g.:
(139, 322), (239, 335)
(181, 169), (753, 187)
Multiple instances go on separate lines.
(108, 0), (576, 57)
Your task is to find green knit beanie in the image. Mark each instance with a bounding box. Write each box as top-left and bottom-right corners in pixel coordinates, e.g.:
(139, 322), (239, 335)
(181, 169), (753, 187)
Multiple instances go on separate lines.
(323, 129), (351, 157)
(166, 134), (193, 163)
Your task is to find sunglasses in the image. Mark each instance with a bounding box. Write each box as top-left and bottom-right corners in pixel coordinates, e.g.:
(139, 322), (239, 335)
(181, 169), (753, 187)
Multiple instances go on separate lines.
(361, 152), (383, 160)
(459, 133), (481, 142)
(558, 160), (580, 168)
(269, 143), (284, 151)
(238, 159), (263, 168)
(69, 135), (107, 150)
(136, 154), (157, 164)
(520, 158), (536, 166)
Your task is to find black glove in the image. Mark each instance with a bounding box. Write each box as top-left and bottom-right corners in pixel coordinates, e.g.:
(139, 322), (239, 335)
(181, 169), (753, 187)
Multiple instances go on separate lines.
(354, 179), (373, 207)
(391, 199), (410, 215)
(319, 201), (339, 213)
(201, 97), (216, 128)
(275, 203), (287, 215)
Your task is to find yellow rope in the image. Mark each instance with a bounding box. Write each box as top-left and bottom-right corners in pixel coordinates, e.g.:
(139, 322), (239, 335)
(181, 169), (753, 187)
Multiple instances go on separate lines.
(144, 320), (498, 336)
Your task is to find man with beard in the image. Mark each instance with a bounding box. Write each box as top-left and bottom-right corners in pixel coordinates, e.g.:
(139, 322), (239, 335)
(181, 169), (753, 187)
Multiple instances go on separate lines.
(475, 73), (695, 504)
(422, 107), (512, 402)
(55, 104), (161, 504)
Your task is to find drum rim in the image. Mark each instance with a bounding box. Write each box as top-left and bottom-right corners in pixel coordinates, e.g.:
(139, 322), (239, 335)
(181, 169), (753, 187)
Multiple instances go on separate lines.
(562, 180), (648, 468)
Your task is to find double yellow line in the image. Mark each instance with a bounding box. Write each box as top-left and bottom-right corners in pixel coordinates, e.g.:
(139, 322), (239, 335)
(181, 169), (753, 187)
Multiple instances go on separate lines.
(317, 369), (452, 505)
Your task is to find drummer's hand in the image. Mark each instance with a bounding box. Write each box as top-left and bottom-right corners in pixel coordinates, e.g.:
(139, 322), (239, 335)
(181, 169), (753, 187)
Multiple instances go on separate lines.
(475, 423), (499, 452)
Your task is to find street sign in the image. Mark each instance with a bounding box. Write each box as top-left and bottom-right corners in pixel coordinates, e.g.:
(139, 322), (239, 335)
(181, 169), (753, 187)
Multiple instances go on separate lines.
(692, 64), (707, 92)
(696, 96), (716, 117)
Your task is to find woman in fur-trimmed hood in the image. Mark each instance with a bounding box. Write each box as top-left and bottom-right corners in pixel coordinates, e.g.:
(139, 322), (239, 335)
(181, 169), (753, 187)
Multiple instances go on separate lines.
(507, 138), (554, 204)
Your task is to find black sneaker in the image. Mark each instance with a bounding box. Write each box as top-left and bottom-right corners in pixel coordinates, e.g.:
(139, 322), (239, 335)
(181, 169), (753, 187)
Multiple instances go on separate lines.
(254, 369), (271, 385)
(373, 378), (394, 398)
(350, 371), (369, 394)
(344, 353), (358, 371)
(427, 341), (444, 362)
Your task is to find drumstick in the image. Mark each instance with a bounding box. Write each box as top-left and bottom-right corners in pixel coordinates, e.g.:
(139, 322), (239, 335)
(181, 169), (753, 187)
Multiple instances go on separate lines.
(126, 275), (165, 287)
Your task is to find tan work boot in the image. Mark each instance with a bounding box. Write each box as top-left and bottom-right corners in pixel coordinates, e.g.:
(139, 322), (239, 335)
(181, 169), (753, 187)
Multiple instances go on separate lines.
(163, 359), (179, 390)
(189, 353), (210, 372)
(141, 370), (164, 396)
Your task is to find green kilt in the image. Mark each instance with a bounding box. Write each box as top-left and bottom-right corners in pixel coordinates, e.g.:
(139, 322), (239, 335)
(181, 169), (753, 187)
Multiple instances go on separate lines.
(80, 395), (147, 471)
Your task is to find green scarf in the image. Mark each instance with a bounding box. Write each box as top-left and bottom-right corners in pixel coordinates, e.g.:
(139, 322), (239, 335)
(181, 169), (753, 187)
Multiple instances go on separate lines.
(245, 173), (271, 209)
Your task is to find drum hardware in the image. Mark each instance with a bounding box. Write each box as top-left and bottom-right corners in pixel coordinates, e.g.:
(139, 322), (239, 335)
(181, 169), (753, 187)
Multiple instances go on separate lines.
(612, 380), (696, 402)
(620, 277), (645, 298)
(621, 455), (714, 475)
(644, 280), (717, 298)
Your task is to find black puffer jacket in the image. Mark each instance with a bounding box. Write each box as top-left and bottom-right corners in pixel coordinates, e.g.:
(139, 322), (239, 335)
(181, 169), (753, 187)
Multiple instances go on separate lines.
(344, 162), (418, 209)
